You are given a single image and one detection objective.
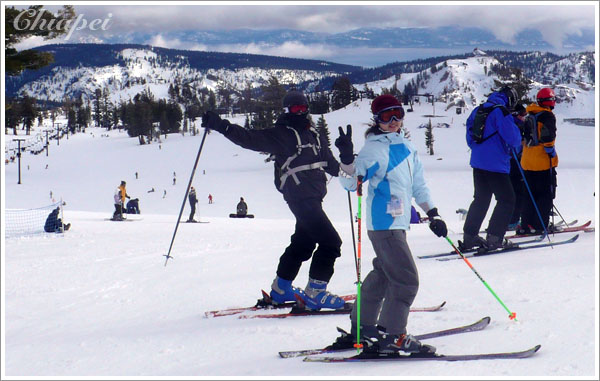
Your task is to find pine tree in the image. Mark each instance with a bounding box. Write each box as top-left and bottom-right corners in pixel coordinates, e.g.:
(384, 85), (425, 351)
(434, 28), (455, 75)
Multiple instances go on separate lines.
(425, 118), (435, 155)
(316, 115), (331, 147)
(20, 96), (38, 136)
(5, 5), (76, 75)
(93, 88), (102, 127)
(331, 77), (353, 111)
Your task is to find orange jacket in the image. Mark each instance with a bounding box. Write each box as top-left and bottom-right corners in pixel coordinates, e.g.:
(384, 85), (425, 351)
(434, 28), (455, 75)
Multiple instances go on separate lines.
(520, 103), (558, 171)
(119, 184), (128, 203)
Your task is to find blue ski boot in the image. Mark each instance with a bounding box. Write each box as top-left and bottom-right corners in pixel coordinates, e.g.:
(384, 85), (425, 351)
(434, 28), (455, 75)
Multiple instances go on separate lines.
(303, 278), (345, 310)
(270, 276), (305, 305)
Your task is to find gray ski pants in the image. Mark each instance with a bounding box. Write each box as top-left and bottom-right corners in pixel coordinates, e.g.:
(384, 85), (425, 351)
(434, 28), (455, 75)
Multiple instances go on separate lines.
(350, 229), (419, 335)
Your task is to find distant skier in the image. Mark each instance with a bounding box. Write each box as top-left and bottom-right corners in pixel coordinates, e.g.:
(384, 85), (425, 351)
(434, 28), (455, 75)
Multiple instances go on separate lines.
(187, 186), (198, 222)
(45, 206), (70, 232)
(126, 198), (141, 214)
(229, 197), (254, 218)
(112, 181), (130, 220)
(208, 194), (213, 204)
(236, 197), (247, 217)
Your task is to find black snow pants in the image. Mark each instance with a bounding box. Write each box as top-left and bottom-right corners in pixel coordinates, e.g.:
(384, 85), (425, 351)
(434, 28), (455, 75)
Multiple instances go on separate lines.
(463, 168), (515, 239)
(520, 168), (556, 231)
(276, 198), (342, 283)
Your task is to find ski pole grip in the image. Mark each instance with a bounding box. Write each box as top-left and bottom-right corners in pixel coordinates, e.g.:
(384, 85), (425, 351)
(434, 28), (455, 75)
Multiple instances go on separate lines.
(357, 176), (363, 196)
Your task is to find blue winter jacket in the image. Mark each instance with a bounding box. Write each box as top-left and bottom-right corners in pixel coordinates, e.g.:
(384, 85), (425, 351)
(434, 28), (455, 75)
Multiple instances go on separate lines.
(466, 92), (522, 173)
(340, 132), (435, 231)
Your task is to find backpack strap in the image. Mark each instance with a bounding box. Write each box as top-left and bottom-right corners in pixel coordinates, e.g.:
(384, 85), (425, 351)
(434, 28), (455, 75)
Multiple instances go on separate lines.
(478, 104), (509, 143)
(277, 126), (327, 190)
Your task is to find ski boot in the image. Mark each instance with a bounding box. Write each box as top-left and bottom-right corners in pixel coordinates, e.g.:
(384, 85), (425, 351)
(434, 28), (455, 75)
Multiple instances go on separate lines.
(458, 233), (488, 251)
(362, 326), (436, 355)
(269, 276), (306, 305)
(303, 278), (346, 310)
(483, 234), (515, 251)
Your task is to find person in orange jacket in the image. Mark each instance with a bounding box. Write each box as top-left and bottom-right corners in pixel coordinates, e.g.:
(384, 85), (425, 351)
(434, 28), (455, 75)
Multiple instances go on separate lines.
(517, 88), (559, 234)
(113, 181), (130, 220)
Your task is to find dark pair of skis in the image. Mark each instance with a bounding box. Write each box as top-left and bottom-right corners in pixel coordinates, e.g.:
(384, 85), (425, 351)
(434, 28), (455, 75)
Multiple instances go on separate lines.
(504, 220), (592, 239)
(280, 316), (540, 362)
(205, 290), (445, 319)
(419, 233), (580, 261)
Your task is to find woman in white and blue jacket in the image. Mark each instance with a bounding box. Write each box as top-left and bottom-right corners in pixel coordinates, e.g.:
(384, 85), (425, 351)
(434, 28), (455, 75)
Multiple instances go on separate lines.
(333, 94), (447, 355)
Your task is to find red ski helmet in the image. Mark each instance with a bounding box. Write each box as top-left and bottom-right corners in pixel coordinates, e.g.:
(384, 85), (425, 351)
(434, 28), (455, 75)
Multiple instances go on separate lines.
(371, 94), (402, 114)
(536, 87), (556, 108)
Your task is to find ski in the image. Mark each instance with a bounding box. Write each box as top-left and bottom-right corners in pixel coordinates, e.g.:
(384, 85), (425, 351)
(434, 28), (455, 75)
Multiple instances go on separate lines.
(303, 345), (541, 362)
(505, 220), (591, 239)
(240, 301), (446, 320)
(553, 219), (577, 228)
(436, 234), (579, 261)
(481, 219), (577, 235)
(279, 316), (490, 358)
(204, 290), (356, 318)
(417, 234), (547, 260)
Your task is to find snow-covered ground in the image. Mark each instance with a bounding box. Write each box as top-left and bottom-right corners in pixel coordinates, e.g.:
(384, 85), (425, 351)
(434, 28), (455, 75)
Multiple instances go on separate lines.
(2, 98), (598, 377)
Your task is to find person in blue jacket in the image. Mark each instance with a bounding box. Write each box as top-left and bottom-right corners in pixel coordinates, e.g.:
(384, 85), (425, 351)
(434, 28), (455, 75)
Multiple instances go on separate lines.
(201, 90), (345, 311)
(332, 94), (447, 355)
(461, 86), (522, 251)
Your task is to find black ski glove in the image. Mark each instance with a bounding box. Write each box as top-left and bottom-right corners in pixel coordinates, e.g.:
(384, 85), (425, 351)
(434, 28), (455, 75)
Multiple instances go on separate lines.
(427, 208), (447, 237)
(335, 125), (354, 164)
(201, 111), (230, 134)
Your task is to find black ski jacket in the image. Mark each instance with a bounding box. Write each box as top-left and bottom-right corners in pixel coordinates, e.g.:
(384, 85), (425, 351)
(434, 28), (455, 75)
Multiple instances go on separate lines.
(220, 113), (340, 203)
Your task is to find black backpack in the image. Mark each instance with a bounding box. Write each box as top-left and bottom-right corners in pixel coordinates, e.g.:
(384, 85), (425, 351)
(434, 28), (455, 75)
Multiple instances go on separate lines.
(470, 104), (510, 143)
(521, 111), (548, 147)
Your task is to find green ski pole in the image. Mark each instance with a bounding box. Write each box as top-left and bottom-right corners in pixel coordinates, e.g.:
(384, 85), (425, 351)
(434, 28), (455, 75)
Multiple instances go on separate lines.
(445, 236), (517, 321)
(355, 176), (364, 352)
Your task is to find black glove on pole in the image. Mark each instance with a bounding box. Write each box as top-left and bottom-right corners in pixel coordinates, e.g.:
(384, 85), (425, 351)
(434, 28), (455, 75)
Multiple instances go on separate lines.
(201, 111), (230, 134)
(427, 207), (448, 237)
(335, 124), (354, 164)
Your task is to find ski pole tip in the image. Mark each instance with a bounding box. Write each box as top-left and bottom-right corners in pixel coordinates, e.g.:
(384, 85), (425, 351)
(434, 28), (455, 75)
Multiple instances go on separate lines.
(509, 312), (517, 320)
(354, 343), (363, 349)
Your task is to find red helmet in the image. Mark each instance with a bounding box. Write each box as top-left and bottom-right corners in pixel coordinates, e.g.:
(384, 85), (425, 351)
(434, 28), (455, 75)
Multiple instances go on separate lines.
(536, 88), (556, 108)
(371, 94), (402, 115)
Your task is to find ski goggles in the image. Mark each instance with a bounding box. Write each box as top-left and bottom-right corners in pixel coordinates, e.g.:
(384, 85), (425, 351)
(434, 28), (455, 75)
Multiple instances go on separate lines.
(288, 104), (309, 115)
(375, 106), (405, 123)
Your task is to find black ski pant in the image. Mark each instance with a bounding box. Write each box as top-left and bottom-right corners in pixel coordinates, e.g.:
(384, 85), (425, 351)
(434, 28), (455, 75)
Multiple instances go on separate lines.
(276, 198), (342, 283)
(113, 204), (123, 219)
(509, 169), (527, 225)
(463, 168), (515, 239)
(520, 168), (556, 231)
(189, 202), (196, 221)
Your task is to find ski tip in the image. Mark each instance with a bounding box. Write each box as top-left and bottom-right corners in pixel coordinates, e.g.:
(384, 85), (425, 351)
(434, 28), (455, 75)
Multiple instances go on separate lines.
(533, 344), (542, 353)
(481, 316), (492, 324)
(440, 301), (447, 308)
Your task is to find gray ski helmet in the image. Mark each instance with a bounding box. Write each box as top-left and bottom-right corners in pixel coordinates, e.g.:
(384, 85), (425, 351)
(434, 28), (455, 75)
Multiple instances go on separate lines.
(282, 91), (308, 109)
